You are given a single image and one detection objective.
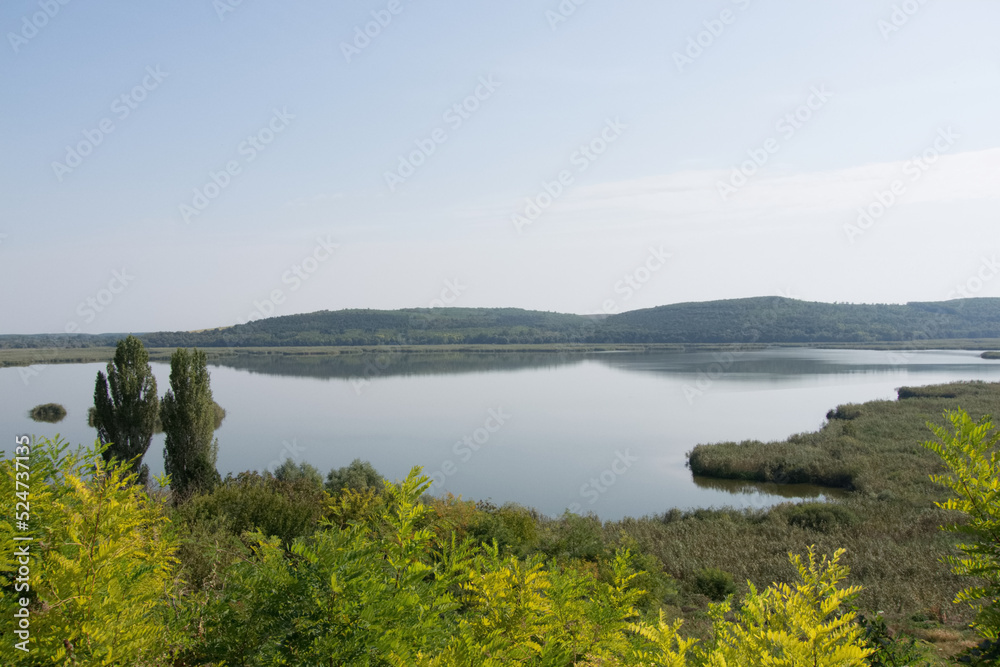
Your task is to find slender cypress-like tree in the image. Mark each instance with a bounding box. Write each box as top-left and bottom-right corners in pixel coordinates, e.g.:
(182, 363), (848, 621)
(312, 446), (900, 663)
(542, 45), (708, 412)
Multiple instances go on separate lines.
(92, 335), (159, 482)
(160, 347), (220, 499)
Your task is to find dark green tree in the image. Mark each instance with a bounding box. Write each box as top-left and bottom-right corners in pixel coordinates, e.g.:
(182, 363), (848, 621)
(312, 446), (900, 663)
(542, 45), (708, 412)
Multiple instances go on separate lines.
(161, 348), (220, 500)
(325, 458), (384, 494)
(272, 459), (324, 490)
(92, 335), (159, 482)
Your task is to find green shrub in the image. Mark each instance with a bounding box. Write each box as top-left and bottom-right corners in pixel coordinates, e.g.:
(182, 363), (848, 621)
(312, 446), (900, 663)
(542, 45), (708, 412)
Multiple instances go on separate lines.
(183, 470), (328, 545)
(541, 512), (607, 562)
(325, 458), (383, 494)
(693, 567), (737, 601)
(169, 503), (248, 593)
(272, 459), (323, 489)
(468, 502), (539, 556)
(856, 612), (929, 667)
(612, 544), (679, 613)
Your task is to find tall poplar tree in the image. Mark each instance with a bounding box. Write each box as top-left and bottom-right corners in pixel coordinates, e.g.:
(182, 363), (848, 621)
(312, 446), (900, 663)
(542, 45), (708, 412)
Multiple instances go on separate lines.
(160, 347), (220, 499)
(92, 335), (159, 482)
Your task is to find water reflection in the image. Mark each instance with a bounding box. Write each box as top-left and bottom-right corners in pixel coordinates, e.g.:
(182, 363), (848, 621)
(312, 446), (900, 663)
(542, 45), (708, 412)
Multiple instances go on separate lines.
(212, 350), (586, 380)
(593, 348), (996, 380)
(2, 348), (999, 519)
(210, 347), (999, 384)
(691, 475), (850, 500)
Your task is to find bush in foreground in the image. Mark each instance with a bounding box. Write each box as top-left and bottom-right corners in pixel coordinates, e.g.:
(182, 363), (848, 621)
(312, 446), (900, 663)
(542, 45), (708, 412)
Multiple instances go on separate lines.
(0, 438), (184, 665)
(923, 408), (1000, 639)
(0, 439), (883, 665)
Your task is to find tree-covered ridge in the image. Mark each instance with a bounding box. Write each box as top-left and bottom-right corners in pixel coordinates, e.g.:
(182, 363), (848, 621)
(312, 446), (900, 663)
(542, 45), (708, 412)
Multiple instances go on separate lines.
(603, 296), (1000, 343)
(2, 297), (1000, 348)
(208, 306), (603, 346)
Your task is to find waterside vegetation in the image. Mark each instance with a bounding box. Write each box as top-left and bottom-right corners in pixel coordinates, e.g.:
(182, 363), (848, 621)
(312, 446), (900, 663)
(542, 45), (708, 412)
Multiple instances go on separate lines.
(27, 402), (67, 423)
(4, 377), (1000, 662)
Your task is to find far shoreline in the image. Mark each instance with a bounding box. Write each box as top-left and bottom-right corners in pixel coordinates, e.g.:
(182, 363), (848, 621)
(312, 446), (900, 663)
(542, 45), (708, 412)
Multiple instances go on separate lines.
(2, 339), (1000, 369)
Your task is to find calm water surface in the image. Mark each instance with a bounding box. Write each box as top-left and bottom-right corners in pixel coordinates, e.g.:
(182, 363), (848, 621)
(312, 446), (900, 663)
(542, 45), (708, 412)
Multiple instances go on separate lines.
(4, 348), (999, 519)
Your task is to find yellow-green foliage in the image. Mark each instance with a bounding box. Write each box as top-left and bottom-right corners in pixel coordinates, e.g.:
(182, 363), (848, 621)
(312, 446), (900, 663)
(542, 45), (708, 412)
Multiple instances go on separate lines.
(188, 466), (873, 666)
(558, 548), (870, 667)
(425, 545), (647, 665)
(0, 438), (182, 665)
(3, 440), (875, 666)
(923, 408), (1000, 638)
(700, 547), (871, 666)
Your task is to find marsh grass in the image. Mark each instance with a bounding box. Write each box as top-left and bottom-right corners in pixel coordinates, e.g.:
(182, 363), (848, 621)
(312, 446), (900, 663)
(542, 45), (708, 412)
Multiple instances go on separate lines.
(687, 380), (1000, 499)
(662, 380), (1000, 653)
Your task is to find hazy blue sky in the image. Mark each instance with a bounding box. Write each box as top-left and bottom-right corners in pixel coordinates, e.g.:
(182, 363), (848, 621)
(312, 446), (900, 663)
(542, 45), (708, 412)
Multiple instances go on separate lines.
(2, 0), (998, 334)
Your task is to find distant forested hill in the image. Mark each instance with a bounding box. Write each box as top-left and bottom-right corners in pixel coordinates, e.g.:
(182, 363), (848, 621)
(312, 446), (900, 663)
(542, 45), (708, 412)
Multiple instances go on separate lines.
(3, 298), (1000, 348)
(598, 297), (1000, 344)
(140, 308), (603, 347)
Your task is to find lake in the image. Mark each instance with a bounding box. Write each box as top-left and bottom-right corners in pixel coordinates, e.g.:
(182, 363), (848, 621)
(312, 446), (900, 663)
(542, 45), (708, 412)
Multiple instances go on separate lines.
(4, 347), (1000, 519)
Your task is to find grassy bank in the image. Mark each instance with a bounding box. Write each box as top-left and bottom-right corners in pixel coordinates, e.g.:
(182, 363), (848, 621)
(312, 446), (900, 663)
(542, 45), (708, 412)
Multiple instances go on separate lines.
(664, 380), (1000, 659)
(686, 380), (998, 499)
